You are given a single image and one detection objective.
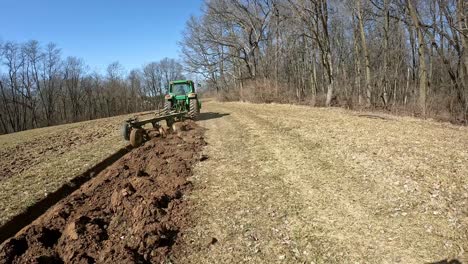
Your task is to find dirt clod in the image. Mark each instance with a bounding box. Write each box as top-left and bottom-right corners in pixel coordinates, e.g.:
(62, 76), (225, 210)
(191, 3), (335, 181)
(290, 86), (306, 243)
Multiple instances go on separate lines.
(199, 154), (209, 161)
(172, 122), (187, 133)
(0, 120), (205, 263)
(210, 237), (218, 245)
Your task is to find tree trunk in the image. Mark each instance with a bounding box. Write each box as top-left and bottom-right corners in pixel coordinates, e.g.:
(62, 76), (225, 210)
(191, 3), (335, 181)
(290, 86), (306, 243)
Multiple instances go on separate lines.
(457, 0), (468, 119)
(353, 15), (362, 106)
(408, 0), (428, 117)
(357, 0), (372, 107)
(310, 50), (317, 106)
(274, 1), (280, 97)
(320, 1), (334, 107)
(382, 0), (390, 107)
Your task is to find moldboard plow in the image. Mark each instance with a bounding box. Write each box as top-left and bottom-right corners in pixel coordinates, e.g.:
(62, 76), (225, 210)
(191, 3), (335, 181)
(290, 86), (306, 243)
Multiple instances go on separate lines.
(121, 111), (187, 147)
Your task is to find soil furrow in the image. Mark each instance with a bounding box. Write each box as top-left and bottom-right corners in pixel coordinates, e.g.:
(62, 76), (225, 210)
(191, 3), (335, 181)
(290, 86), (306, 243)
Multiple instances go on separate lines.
(0, 121), (205, 263)
(0, 147), (130, 245)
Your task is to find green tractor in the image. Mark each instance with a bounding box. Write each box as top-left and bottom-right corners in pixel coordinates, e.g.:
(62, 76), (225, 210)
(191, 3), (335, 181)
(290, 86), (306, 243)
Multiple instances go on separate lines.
(164, 80), (201, 119)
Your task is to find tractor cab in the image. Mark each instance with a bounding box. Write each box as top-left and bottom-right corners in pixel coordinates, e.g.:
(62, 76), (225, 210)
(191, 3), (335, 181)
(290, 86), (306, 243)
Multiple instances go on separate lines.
(164, 80), (201, 119)
(169, 80), (195, 97)
(172, 81), (192, 94)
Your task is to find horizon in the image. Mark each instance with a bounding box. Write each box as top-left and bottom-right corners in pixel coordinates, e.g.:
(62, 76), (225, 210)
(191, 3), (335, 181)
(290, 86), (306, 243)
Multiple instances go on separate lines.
(0, 0), (203, 74)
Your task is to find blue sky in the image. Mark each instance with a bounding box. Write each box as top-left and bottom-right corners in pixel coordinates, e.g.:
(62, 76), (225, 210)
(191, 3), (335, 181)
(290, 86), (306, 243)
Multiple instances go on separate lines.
(0, 0), (203, 73)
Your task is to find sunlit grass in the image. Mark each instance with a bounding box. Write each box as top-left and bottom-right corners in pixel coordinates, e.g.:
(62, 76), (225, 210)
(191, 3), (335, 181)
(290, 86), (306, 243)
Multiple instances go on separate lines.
(178, 100), (468, 263)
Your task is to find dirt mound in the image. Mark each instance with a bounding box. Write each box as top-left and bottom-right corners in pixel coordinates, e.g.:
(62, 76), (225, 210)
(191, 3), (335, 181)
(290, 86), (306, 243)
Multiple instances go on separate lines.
(0, 121), (205, 263)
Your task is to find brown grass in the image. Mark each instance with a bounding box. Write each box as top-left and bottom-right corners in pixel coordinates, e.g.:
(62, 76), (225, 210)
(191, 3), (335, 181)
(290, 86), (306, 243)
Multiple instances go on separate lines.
(178, 101), (468, 263)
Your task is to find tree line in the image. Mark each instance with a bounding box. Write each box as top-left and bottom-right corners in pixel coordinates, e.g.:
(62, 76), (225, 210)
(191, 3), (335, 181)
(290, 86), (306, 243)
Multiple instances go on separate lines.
(0, 40), (184, 134)
(180, 0), (468, 122)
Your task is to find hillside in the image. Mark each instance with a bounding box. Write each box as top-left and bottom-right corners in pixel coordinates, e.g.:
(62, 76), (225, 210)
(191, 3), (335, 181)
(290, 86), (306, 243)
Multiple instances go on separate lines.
(0, 100), (467, 263)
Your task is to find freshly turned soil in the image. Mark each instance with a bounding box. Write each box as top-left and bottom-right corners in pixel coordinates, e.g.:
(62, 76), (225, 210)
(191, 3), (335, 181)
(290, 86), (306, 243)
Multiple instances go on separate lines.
(0, 121), (205, 264)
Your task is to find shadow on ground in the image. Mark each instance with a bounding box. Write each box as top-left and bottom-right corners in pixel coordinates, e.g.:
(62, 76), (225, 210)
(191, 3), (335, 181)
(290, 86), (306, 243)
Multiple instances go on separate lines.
(430, 259), (462, 264)
(197, 112), (230, 121)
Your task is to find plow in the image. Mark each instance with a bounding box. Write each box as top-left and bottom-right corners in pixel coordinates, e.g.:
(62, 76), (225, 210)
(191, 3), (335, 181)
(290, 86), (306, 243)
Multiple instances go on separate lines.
(121, 79), (201, 147)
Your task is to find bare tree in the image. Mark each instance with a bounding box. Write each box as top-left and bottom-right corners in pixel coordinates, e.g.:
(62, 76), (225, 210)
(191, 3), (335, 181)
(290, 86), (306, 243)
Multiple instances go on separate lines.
(0, 40), (181, 134)
(143, 62), (162, 107)
(407, 0), (428, 116)
(180, 0), (467, 122)
(356, 0), (373, 107)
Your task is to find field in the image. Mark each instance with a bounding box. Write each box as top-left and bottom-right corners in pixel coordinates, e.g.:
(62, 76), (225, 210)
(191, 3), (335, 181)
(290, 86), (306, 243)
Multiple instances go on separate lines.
(180, 101), (468, 263)
(1, 100), (467, 263)
(0, 114), (131, 226)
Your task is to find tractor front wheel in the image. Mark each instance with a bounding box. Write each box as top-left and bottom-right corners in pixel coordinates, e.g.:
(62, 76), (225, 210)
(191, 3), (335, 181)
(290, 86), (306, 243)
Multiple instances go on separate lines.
(164, 100), (172, 114)
(188, 99), (199, 119)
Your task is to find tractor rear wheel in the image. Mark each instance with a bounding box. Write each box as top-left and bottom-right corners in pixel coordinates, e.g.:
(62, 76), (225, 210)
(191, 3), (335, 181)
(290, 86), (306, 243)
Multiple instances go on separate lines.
(188, 99), (199, 119)
(164, 100), (172, 114)
(130, 128), (144, 147)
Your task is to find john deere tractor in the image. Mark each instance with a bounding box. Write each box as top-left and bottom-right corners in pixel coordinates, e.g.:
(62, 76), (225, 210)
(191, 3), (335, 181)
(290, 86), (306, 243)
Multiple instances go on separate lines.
(164, 80), (201, 119)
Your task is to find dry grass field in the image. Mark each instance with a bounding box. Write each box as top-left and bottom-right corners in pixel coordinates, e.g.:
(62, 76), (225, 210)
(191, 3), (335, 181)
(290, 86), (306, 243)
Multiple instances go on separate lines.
(178, 100), (468, 263)
(0, 100), (467, 263)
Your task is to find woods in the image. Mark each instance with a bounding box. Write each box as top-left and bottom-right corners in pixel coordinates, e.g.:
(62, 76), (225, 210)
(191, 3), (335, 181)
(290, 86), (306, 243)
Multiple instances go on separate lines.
(1, 0), (467, 134)
(0, 40), (184, 134)
(180, 0), (468, 122)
